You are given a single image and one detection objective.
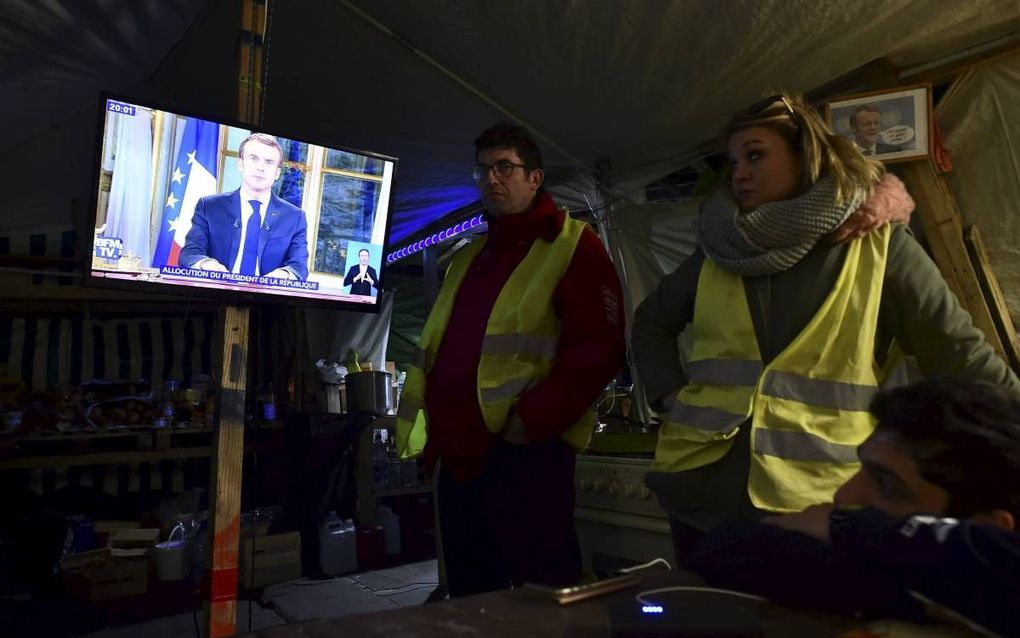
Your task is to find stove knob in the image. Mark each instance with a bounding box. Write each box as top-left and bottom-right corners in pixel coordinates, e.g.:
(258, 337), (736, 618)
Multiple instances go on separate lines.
(623, 483), (636, 497)
(639, 486), (652, 500)
(577, 479), (589, 492)
(592, 479), (605, 493)
(606, 480), (618, 496)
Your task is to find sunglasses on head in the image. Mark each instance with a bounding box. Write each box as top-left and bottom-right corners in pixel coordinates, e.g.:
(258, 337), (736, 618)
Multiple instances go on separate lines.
(746, 94), (796, 117)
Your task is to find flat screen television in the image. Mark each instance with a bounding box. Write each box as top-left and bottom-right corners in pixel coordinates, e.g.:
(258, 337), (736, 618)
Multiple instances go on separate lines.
(85, 94), (397, 312)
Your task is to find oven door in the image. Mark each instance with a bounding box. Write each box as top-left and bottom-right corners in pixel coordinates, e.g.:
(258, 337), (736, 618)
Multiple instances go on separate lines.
(574, 507), (673, 574)
(573, 455), (674, 574)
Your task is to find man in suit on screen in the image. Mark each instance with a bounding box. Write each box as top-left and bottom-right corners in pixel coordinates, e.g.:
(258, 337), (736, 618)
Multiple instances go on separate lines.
(180, 133), (309, 280)
(343, 248), (379, 296)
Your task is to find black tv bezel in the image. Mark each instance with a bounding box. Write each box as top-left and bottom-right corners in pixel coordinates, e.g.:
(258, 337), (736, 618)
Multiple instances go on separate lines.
(83, 91), (399, 313)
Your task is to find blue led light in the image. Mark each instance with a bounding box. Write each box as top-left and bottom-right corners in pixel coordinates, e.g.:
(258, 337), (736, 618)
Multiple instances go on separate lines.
(388, 214), (488, 263)
(641, 605), (664, 614)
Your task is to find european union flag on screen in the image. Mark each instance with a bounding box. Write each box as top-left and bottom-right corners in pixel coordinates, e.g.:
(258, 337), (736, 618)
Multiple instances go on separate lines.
(152, 117), (220, 267)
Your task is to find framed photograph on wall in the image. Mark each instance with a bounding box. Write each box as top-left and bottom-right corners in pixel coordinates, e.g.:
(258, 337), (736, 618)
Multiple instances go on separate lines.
(826, 84), (932, 164)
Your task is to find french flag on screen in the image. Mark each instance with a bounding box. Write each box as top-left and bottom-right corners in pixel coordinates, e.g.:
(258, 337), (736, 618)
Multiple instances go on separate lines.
(151, 118), (219, 267)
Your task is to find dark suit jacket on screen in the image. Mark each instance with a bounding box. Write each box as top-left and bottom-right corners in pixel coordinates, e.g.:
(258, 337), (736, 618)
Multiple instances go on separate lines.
(343, 265), (379, 296)
(180, 189), (309, 280)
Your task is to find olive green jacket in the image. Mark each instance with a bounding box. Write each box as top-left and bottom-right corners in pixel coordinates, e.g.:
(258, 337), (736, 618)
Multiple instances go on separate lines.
(633, 225), (1019, 530)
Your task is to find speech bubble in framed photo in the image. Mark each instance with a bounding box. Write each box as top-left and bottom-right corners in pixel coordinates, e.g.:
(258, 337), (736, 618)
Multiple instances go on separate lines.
(826, 84), (932, 164)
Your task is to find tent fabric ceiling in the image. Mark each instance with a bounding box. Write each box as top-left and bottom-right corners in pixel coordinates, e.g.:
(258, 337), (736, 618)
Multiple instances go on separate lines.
(1, 0), (1017, 243)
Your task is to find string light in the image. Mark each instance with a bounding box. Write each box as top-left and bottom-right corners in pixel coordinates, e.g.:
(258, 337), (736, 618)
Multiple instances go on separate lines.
(387, 214), (486, 263)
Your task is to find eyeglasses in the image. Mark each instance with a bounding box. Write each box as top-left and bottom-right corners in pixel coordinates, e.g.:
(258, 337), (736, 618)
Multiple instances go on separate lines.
(471, 160), (531, 182)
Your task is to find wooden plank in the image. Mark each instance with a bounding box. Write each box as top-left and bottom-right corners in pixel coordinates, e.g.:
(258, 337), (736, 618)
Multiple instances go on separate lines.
(205, 3), (265, 632)
(0, 447), (213, 470)
(207, 304), (250, 638)
(964, 225), (1020, 372)
(0, 432), (279, 469)
(899, 36), (1020, 86)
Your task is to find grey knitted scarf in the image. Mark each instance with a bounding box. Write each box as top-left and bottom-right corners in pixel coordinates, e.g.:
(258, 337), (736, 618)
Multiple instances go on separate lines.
(697, 178), (864, 276)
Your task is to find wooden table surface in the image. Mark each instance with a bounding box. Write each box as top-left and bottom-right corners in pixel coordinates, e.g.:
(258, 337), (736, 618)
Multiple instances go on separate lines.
(237, 571), (857, 638)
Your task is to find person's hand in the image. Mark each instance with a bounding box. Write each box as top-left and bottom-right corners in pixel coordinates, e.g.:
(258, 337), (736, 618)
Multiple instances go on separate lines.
(830, 174), (914, 244)
(264, 268), (292, 280)
(763, 503), (835, 542)
(197, 259), (228, 272)
(502, 413), (530, 445)
(363, 274), (374, 285)
(829, 208), (884, 243)
(353, 273), (364, 282)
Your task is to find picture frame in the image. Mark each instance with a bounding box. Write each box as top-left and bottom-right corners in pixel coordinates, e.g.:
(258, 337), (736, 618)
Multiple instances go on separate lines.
(825, 84), (933, 164)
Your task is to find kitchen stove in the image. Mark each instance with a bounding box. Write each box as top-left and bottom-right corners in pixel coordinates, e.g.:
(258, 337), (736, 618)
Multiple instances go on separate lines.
(574, 454), (673, 574)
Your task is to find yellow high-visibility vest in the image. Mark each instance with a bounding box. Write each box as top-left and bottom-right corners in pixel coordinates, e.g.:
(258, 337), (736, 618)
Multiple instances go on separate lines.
(396, 216), (594, 459)
(652, 225), (892, 512)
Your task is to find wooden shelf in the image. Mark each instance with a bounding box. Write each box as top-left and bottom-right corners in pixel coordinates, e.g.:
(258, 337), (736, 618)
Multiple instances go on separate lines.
(375, 486), (432, 498)
(0, 422), (284, 470)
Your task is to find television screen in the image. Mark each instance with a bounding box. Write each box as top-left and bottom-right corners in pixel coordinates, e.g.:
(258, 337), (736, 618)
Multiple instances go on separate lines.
(86, 95), (397, 311)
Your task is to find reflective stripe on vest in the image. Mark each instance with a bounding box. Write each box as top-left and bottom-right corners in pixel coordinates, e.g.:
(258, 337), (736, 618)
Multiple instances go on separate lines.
(687, 358), (763, 387)
(396, 215), (595, 458)
(754, 428), (859, 464)
(412, 347), (427, 370)
(667, 402), (746, 433)
(481, 333), (558, 360)
(479, 376), (533, 403)
(761, 370), (877, 412)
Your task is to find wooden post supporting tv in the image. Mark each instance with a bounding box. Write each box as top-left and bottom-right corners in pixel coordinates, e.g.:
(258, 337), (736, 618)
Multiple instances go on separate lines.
(205, 2), (266, 636)
(206, 305), (250, 637)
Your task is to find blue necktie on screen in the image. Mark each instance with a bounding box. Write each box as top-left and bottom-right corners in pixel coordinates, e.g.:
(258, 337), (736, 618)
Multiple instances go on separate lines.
(239, 200), (262, 276)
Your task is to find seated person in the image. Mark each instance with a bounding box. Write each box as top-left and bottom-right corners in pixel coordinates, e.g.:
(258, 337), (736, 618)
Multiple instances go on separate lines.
(180, 133), (309, 280)
(690, 379), (1020, 637)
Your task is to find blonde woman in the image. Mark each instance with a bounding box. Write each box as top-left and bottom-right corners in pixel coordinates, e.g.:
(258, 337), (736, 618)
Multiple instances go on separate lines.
(632, 93), (1018, 567)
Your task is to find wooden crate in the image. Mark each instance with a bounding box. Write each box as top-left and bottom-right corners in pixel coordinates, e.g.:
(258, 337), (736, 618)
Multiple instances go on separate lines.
(239, 531), (301, 589)
(62, 549), (150, 601)
(108, 528), (159, 558)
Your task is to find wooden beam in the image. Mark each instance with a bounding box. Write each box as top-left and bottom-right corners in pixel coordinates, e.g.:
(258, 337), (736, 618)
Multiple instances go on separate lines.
(207, 305), (250, 638)
(237, 0), (267, 125)
(203, 3), (267, 634)
(965, 225), (1020, 371)
(899, 35), (1020, 86)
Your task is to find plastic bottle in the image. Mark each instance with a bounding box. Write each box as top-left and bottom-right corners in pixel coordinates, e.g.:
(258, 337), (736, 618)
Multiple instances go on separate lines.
(344, 349), (362, 373)
(376, 506), (401, 556)
(319, 511), (357, 575)
(394, 370), (406, 413)
(373, 431), (389, 491)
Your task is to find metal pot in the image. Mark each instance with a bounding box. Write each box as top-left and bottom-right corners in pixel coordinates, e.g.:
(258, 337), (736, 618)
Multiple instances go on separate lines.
(345, 371), (393, 415)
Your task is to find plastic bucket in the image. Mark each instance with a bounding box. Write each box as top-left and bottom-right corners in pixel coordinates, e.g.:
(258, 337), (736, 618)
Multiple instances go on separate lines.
(154, 523), (191, 581)
(345, 372), (392, 415)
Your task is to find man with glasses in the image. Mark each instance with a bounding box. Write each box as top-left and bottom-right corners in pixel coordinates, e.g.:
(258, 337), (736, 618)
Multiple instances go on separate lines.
(396, 122), (625, 597)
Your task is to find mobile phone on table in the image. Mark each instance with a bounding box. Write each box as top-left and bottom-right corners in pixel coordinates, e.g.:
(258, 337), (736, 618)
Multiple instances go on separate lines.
(521, 573), (641, 605)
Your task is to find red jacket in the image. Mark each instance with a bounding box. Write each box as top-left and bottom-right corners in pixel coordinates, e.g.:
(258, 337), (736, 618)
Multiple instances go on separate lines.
(424, 192), (625, 482)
